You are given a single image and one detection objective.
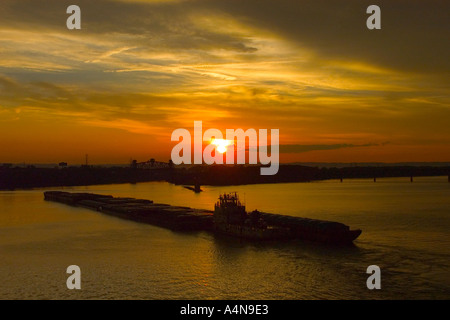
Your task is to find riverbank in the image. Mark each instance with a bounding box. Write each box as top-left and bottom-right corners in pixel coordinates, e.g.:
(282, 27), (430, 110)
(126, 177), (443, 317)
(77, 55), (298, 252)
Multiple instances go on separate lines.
(1, 164), (449, 190)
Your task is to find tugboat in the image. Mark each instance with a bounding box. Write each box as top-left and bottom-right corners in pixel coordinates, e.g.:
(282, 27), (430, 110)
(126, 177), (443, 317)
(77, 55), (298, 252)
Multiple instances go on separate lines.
(213, 193), (289, 240)
(213, 193), (362, 244)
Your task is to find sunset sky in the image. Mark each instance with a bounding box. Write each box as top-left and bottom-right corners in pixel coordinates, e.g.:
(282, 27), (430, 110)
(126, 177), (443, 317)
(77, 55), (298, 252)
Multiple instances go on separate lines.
(0, 0), (449, 164)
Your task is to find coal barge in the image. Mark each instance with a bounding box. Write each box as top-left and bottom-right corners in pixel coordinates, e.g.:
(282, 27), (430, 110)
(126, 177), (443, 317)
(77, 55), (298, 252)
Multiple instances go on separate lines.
(44, 191), (213, 231)
(44, 191), (361, 244)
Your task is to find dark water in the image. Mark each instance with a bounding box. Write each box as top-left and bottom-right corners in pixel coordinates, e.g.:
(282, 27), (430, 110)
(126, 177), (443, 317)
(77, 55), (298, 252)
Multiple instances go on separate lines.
(1, 177), (449, 299)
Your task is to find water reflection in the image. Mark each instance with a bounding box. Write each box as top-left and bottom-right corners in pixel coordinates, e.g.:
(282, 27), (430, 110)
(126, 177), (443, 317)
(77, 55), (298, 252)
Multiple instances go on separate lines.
(0, 178), (449, 299)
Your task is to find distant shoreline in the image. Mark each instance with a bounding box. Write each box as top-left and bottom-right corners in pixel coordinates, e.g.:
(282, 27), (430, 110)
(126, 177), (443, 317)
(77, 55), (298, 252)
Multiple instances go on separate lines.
(1, 164), (449, 191)
(3, 161), (450, 169)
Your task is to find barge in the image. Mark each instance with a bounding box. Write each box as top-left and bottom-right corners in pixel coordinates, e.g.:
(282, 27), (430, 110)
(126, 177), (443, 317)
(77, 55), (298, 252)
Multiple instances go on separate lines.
(44, 191), (361, 244)
(44, 191), (213, 231)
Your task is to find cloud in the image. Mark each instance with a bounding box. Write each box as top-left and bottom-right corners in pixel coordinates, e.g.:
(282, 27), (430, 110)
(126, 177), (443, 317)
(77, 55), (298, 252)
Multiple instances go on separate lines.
(0, 1), (449, 163)
(203, 0), (450, 73)
(0, 0), (259, 53)
(280, 142), (390, 154)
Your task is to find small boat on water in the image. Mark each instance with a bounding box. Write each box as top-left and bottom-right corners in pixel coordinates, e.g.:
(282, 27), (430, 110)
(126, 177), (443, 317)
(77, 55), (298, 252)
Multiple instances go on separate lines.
(183, 183), (202, 193)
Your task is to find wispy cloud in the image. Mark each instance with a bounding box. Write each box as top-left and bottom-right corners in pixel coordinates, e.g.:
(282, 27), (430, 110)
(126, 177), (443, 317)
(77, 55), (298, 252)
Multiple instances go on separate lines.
(0, 0), (448, 163)
(280, 143), (390, 154)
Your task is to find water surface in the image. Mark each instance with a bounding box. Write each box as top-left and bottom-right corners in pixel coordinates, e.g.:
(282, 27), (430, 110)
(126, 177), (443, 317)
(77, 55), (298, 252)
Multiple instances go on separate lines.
(1, 177), (449, 299)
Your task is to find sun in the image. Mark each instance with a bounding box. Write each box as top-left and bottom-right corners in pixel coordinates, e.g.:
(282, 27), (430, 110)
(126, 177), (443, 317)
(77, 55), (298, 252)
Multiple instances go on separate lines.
(211, 138), (233, 154)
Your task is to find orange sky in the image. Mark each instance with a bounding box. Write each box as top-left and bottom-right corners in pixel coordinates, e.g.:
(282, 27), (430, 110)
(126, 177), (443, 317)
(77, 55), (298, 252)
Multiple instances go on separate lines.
(0, 0), (449, 164)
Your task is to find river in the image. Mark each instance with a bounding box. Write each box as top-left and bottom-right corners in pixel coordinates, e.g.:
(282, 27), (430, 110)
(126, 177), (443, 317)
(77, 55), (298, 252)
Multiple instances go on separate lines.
(1, 177), (449, 299)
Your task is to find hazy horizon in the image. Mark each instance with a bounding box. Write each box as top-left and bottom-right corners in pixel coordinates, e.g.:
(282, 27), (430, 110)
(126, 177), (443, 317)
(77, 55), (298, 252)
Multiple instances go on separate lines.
(4, 161), (450, 168)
